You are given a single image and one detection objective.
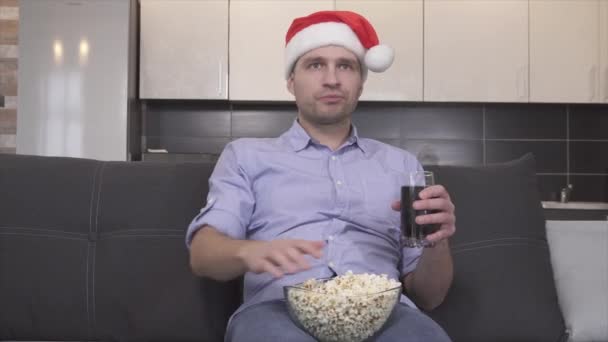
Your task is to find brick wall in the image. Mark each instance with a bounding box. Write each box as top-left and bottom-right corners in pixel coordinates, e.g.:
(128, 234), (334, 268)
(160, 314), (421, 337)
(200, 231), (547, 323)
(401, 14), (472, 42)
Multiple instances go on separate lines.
(0, 0), (18, 154)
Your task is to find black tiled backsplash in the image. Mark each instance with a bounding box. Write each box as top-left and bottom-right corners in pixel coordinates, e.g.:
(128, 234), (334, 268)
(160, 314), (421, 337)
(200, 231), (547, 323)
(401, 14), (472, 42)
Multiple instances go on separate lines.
(142, 101), (608, 201)
(352, 109), (401, 139)
(485, 104), (566, 139)
(570, 104), (608, 140)
(401, 139), (483, 166)
(145, 100), (231, 137)
(486, 141), (567, 173)
(570, 141), (608, 174)
(400, 103), (483, 139)
(570, 175), (608, 202)
(231, 105), (296, 138)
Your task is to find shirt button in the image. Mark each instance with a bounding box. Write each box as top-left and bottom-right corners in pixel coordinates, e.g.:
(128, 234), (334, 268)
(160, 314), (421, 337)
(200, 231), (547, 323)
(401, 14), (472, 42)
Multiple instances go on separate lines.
(328, 235), (334, 241)
(336, 180), (343, 186)
(328, 261), (335, 268)
(331, 156), (337, 161)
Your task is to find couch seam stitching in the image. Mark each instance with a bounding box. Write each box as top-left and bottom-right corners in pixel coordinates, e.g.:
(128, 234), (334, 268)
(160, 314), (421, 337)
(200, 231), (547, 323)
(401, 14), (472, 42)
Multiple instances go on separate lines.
(453, 242), (549, 254)
(91, 162), (106, 338)
(86, 162), (101, 341)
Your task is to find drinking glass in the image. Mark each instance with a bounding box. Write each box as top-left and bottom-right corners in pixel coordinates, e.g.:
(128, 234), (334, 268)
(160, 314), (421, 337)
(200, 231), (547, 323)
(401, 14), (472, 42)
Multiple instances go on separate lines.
(401, 171), (439, 248)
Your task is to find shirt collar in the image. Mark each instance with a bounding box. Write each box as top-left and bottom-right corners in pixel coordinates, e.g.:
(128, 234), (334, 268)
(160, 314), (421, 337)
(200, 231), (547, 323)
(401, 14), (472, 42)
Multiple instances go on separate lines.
(284, 119), (367, 155)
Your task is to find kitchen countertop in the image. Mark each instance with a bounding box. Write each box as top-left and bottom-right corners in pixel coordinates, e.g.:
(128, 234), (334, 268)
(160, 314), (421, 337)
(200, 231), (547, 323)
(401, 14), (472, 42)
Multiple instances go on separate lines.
(542, 201), (608, 210)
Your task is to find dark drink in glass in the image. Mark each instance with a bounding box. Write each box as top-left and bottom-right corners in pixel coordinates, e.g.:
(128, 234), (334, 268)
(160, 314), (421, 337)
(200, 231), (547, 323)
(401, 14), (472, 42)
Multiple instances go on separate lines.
(401, 171), (437, 247)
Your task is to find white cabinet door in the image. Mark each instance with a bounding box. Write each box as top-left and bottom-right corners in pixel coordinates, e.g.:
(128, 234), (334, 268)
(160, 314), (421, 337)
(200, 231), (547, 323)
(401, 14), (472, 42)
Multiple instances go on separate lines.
(229, 0), (333, 101)
(335, 0), (423, 101)
(601, 0), (608, 102)
(530, 0), (600, 103)
(424, 0), (528, 103)
(140, 0), (228, 99)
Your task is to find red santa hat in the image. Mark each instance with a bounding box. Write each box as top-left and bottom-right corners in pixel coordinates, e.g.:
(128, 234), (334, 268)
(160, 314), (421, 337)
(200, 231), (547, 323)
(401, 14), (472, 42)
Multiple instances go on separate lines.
(284, 10), (394, 80)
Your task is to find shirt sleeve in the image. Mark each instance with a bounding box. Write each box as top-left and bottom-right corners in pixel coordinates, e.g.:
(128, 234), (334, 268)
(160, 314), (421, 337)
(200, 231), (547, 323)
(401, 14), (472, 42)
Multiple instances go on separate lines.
(185, 142), (255, 247)
(400, 246), (423, 277)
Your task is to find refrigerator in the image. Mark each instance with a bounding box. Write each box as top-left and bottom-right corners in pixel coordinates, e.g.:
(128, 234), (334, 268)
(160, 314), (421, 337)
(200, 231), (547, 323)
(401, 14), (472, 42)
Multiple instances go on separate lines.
(17, 0), (140, 161)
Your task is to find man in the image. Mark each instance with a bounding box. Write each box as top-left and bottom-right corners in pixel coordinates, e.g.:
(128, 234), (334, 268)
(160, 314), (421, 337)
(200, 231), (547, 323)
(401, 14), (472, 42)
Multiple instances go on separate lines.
(187, 11), (455, 342)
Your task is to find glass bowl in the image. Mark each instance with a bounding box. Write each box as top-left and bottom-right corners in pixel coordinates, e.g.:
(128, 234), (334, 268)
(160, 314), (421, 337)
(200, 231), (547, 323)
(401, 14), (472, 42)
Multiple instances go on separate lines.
(284, 278), (401, 342)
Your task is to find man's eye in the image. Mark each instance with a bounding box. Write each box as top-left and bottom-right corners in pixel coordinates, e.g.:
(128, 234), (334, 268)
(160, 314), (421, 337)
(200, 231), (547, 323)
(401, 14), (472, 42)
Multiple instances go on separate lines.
(339, 64), (353, 70)
(309, 63), (322, 69)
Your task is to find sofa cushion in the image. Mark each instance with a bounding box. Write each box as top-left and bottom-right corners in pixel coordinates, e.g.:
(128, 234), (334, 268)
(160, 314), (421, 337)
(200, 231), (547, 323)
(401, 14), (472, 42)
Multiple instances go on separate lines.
(0, 155), (98, 339)
(0, 154), (242, 342)
(546, 220), (608, 342)
(426, 154), (567, 342)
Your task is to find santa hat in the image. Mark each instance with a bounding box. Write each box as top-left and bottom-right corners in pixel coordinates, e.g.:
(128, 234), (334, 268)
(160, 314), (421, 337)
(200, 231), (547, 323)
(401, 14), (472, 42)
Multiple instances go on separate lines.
(284, 10), (394, 79)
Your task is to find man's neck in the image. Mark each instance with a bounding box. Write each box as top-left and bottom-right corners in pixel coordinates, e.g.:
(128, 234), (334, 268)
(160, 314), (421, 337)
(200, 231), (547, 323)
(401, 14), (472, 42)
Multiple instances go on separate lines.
(297, 116), (352, 151)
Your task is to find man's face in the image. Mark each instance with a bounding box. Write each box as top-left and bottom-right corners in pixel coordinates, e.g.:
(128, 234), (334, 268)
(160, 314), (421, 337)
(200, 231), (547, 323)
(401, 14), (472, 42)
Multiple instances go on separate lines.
(287, 45), (364, 126)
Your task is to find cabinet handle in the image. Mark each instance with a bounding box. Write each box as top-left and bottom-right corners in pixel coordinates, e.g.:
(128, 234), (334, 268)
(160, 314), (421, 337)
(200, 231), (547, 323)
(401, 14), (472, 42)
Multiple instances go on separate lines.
(218, 60), (223, 97)
(589, 65), (598, 102)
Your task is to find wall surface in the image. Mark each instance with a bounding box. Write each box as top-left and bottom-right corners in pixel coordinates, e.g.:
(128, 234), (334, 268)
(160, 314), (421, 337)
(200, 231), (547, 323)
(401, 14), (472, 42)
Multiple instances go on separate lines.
(0, 0), (18, 154)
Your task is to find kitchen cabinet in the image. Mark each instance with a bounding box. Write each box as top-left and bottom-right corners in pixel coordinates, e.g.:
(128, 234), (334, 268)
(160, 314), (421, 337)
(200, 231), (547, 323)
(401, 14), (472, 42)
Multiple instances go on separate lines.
(530, 0), (600, 103)
(601, 0), (608, 103)
(424, 0), (528, 102)
(229, 0), (333, 101)
(335, 0), (423, 102)
(140, 0), (228, 99)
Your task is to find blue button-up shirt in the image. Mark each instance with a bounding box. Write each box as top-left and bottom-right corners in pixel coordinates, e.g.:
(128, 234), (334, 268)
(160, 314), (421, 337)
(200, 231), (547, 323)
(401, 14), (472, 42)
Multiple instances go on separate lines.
(186, 120), (424, 317)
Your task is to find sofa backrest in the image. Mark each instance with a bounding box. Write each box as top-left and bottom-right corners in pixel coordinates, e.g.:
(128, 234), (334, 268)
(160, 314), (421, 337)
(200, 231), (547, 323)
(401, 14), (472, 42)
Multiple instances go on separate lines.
(0, 154), (241, 341)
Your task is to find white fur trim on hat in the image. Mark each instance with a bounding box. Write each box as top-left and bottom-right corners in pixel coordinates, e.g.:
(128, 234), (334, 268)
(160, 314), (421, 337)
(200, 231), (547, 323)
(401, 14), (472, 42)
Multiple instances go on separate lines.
(284, 22), (366, 79)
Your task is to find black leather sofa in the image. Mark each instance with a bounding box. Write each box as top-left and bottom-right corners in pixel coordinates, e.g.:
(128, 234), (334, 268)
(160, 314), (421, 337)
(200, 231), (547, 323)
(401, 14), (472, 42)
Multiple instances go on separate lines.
(0, 153), (567, 342)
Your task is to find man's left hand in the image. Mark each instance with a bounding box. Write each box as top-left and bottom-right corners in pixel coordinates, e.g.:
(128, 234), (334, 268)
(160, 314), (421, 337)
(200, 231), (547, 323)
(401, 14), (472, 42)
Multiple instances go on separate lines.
(391, 185), (456, 244)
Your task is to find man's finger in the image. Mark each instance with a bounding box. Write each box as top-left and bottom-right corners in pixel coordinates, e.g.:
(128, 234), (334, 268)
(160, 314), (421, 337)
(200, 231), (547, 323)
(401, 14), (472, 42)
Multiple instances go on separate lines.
(286, 247), (311, 270)
(269, 251), (298, 274)
(391, 200), (401, 211)
(415, 211), (454, 226)
(261, 260), (284, 278)
(296, 240), (325, 258)
(413, 198), (454, 212)
(419, 185), (450, 200)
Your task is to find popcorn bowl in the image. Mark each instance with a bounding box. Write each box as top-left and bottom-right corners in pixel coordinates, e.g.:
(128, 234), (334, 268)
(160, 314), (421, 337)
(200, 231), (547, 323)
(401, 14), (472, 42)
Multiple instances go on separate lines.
(283, 275), (401, 342)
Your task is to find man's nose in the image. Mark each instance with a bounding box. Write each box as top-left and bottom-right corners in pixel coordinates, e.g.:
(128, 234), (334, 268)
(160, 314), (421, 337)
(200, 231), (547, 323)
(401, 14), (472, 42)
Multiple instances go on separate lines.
(322, 66), (340, 87)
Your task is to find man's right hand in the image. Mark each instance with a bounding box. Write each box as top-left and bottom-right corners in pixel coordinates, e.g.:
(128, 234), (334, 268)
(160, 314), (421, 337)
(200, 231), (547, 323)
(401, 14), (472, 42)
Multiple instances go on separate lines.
(237, 239), (325, 278)
(190, 226), (325, 281)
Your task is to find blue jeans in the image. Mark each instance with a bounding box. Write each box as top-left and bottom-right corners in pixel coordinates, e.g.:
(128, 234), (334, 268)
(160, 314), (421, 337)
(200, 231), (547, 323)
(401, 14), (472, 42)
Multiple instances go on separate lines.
(225, 299), (452, 342)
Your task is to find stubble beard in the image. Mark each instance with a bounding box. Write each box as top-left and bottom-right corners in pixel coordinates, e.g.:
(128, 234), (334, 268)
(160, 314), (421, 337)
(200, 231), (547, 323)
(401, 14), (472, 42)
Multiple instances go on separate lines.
(300, 99), (358, 126)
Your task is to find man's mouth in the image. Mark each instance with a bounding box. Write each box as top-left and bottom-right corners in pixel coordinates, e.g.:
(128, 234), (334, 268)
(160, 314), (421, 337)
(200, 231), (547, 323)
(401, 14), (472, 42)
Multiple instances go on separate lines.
(319, 94), (344, 103)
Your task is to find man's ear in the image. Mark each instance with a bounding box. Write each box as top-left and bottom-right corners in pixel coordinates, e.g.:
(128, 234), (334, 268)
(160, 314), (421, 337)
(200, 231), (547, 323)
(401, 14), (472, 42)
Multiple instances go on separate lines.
(287, 73), (295, 95)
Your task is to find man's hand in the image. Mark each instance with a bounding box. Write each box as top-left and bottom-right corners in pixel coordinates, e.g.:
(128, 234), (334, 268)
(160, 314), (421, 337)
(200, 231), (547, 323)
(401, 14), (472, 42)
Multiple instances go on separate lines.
(391, 184), (456, 244)
(237, 239), (325, 278)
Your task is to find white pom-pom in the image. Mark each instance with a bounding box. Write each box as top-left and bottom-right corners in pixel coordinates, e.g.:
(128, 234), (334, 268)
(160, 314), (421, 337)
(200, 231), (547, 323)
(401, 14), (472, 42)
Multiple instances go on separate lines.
(364, 44), (394, 73)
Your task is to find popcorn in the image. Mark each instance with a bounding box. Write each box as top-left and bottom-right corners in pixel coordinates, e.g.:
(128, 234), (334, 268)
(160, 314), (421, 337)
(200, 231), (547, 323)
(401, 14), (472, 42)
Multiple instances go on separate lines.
(285, 271), (401, 342)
